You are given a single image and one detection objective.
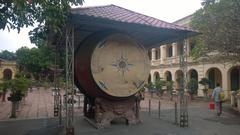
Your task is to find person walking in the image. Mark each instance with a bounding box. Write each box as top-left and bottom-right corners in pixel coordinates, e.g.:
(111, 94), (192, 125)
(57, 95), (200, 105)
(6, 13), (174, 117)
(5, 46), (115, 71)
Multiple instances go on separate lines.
(211, 83), (222, 116)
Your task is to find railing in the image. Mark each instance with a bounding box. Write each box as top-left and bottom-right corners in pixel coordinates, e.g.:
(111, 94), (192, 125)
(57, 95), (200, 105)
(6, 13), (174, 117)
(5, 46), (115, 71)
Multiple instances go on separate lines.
(230, 91), (240, 112)
(150, 56), (195, 66)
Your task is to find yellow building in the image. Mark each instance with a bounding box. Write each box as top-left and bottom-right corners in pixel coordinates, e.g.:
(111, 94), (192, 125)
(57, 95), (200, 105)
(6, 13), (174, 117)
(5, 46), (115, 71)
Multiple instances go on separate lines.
(149, 15), (240, 98)
(0, 58), (17, 80)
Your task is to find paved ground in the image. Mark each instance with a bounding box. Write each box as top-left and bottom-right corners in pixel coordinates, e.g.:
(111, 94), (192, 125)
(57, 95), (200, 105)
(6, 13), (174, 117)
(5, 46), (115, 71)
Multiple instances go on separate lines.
(0, 88), (83, 120)
(0, 90), (240, 135)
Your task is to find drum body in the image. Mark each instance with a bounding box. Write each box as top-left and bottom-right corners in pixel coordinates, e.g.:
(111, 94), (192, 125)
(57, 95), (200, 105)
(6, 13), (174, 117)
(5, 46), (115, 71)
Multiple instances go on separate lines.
(74, 31), (150, 100)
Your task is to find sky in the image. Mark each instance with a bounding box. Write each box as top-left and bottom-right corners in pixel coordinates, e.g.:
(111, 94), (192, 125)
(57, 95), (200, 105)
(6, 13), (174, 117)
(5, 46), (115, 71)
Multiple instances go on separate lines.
(0, 0), (203, 52)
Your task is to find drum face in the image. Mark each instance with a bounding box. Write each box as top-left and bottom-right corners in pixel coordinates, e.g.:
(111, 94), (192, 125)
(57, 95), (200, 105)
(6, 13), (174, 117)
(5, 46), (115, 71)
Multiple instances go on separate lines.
(75, 32), (150, 99)
(91, 34), (150, 97)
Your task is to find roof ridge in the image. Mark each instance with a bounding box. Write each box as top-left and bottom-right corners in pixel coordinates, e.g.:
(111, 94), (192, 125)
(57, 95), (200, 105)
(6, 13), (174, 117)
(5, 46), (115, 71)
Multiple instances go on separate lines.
(111, 5), (183, 29)
(71, 4), (114, 11)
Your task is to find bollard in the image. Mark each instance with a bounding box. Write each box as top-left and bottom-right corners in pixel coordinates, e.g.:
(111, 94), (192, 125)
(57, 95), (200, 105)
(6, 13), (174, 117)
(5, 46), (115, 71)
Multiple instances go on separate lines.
(158, 100), (161, 118)
(175, 101), (178, 125)
(149, 99), (151, 116)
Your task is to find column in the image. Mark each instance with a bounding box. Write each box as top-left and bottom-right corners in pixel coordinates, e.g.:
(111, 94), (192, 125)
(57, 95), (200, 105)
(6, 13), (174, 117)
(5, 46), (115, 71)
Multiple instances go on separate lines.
(186, 39), (190, 56)
(160, 45), (166, 64)
(151, 48), (156, 60)
(172, 43), (177, 57)
(222, 69), (229, 99)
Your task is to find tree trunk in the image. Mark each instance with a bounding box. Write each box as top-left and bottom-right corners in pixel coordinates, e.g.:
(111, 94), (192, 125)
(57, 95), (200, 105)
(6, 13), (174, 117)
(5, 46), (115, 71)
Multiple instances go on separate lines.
(10, 101), (17, 118)
(2, 92), (6, 102)
(190, 94), (194, 101)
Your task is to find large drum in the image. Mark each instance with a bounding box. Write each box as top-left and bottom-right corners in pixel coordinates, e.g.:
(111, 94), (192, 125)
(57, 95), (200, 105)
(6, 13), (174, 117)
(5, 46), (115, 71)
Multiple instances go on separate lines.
(75, 31), (150, 99)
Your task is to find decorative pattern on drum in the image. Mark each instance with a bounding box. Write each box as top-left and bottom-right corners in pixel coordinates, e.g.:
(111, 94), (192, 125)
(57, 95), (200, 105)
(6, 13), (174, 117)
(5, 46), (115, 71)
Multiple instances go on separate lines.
(91, 34), (150, 97)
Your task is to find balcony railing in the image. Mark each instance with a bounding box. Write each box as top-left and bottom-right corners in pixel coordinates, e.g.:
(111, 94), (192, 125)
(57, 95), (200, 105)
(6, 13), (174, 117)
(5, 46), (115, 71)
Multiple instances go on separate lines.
(151, 56), (194, 66)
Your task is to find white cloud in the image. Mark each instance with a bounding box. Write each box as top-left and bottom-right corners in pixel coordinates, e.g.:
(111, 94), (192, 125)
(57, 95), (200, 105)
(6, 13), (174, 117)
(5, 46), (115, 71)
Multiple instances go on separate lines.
(0, 0), (202, 52)
(0, 27), (36, 52)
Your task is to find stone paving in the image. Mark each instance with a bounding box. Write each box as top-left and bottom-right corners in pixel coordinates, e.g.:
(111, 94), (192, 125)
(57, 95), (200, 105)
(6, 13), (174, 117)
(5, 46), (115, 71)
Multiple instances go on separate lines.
(0, 90), (240, 135)
(0, 87), (83, 121)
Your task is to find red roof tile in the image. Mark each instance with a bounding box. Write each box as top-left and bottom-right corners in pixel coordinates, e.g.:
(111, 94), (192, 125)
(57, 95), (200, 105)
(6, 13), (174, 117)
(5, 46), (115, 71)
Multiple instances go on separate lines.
(71, 5), (193, 31)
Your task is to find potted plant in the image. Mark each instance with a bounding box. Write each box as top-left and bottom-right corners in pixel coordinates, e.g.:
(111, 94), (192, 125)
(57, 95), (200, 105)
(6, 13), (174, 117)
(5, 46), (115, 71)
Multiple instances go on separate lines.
(7, 77), (31, 118)
(187, 78), (198, 100)
(199, 78), (210, 99)
(145, 82), (155, 97)
(166, 81), (174, 100)
(155, 78), (166, 97)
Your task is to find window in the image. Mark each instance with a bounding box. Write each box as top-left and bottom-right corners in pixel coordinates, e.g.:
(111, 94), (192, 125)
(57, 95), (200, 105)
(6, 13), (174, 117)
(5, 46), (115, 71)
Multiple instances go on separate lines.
(168, 45), (173, 57)
(155, 49), (160, 59)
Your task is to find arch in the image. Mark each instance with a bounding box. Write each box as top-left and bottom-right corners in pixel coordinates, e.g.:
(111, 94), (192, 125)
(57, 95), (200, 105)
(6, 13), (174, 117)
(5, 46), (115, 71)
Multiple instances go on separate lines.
(188, 69), (198, 80)
(3, 68), (13, 80)
(206, 68), (222, 89)
(153, 72), (160, 83)
(175, 70), (183, 90)
(188, 69), (199, 89)
(228, 66), (240, 91)
(164, 71), (172, 81)
(148, 74), (151, 84)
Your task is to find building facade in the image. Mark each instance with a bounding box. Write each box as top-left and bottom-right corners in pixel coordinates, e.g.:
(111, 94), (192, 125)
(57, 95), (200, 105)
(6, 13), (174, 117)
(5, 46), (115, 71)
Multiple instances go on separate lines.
(0, 58), (17, 81)
(149, 15), (240, 98)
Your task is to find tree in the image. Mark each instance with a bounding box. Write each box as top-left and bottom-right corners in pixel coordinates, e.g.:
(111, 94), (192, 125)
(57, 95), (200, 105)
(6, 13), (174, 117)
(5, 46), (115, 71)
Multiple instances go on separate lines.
(0, 0), (84, 46)
(155, 78), (166, 97)
(0, 50), (16, 60)
(191, 0), (240, 62)
(187, 78), (198, 100)
(15, 46), (56, 81)
(7, 76), (31, 118)
(199, 78), (210, 99)
(166, 81), (174, 100)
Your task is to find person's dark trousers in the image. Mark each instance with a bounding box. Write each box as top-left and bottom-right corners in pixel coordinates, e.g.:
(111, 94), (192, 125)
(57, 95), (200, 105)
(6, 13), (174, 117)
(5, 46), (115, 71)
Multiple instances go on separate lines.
(215, 101), (222, 116)
(219, 101), (222, 115)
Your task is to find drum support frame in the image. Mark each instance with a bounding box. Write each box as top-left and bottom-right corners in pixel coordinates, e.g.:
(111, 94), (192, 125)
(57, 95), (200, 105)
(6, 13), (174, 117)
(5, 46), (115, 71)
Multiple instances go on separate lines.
(65, 24), (75, 135)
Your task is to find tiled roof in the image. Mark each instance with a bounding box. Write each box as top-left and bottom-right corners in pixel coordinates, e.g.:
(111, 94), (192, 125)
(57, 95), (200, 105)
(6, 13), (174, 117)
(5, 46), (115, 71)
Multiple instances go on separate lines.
(71, 5), (193, 32)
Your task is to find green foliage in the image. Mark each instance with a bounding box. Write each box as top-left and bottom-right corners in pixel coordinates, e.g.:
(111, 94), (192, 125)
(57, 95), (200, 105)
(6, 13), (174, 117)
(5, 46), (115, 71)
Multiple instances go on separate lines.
(0, 50), (16, 60)
(199, 78), (210, 86)
(166, 81), (174, 91)
(155, 78), (166, 92)
(145, 82), (154, 90)
(191, 0), (240, 62)
(187, 78), (198, 95)
(15, 46), (57, 79)
(0, 80), (10, 93)
(7, 77), (32, 101)
(0, 0), (84, 46)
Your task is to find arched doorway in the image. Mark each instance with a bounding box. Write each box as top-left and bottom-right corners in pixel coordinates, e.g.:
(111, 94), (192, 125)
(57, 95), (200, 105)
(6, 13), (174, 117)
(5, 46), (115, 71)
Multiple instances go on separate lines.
(229, 66), (240, 91)
(188, 69), (199, 89)
(3, 69), (12, 80)
(153, 72), (160, 83)
(164, 71), (172, 81)
(148, 74), (151, 84)
(206, 68), (222, 89)
(175, 70), (183, 90)
(188, 69), (198, 80)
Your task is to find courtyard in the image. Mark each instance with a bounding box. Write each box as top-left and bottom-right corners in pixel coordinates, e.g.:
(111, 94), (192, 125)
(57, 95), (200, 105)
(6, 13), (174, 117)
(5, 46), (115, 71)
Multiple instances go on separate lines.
(0, 88), (239, 135)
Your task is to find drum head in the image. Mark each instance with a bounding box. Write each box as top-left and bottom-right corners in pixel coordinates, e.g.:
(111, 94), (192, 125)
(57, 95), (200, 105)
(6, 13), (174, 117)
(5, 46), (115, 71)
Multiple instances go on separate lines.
(91, 34), (150, 97)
